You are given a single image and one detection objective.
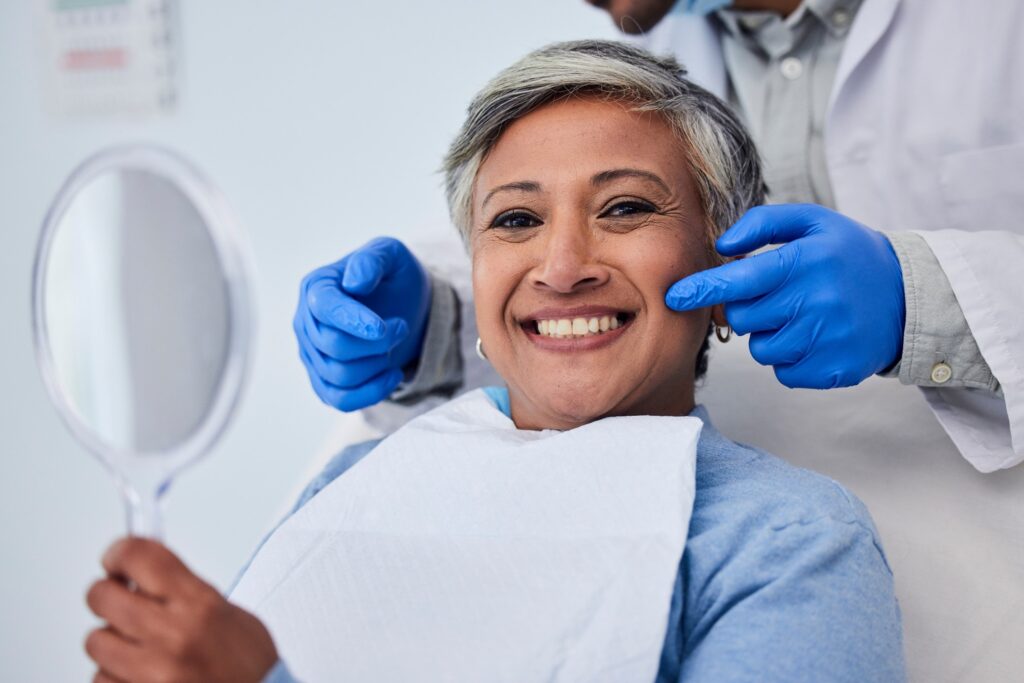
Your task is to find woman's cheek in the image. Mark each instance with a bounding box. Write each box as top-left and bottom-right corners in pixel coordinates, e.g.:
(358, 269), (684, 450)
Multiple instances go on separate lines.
(472, 250), (515, 354)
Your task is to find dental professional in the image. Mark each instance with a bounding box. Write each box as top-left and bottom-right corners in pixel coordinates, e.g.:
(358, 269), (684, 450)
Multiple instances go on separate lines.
(296, 0), (1024, 474)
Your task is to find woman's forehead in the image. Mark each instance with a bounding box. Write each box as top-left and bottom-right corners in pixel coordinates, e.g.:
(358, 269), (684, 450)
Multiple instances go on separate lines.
(474, 98), (689, 194)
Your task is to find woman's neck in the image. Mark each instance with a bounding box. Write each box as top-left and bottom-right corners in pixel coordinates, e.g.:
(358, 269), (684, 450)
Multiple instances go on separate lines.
(508, 385), (696, 431)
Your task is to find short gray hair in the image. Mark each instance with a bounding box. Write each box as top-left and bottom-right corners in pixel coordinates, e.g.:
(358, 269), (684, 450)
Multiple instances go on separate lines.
(443, 40), (766, 255)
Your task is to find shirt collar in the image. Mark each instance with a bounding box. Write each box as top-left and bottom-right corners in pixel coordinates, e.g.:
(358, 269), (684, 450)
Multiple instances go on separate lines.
(715, 0), (863, 59)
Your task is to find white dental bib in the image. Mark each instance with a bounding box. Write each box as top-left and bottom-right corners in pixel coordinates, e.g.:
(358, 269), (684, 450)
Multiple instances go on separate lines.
(231, 389), (701, 683)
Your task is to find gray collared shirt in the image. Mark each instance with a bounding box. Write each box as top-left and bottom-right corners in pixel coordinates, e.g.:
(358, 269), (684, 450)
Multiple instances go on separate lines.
(716, 0), (862, 208)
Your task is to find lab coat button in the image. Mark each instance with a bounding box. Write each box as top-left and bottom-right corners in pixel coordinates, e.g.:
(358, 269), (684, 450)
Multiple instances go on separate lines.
(931, 362), (953, 384)
(780, 57), (803, 80)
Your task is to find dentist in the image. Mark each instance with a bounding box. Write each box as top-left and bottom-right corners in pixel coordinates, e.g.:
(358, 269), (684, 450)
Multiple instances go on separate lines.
(296, 0), (1024, 475)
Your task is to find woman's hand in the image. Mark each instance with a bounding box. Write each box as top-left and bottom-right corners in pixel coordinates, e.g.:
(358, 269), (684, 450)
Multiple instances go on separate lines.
(84, 537), (278, 683)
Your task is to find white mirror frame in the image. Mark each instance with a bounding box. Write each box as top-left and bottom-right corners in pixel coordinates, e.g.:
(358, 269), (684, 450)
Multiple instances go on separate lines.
(32, 144), (254, 487)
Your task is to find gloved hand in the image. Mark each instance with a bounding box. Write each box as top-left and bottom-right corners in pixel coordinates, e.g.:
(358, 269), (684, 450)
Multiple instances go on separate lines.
(665, 204), (906, 389)
(294, 237), (431, 411)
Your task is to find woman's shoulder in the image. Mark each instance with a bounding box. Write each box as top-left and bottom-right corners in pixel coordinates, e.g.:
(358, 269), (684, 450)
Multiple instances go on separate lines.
(679, 429), (904, 683)
(693, 425), (883, 550)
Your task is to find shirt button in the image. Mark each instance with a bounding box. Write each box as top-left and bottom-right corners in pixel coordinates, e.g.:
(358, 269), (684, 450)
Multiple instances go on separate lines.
(931, 362), (953, 384)
(780, 56), (803, 80)
(832, 9), (851, 27)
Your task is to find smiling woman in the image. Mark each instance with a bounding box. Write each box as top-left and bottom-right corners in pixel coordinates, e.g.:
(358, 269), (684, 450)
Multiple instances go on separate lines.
(83, 41), (906, 683)
(469, 98), (726, 429)
(444, 40), (763, 429)
(470, 98), (716, 429)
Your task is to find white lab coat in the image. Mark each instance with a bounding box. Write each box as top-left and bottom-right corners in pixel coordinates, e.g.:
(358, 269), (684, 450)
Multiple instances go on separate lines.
(628, 2), (1024, 679)
(640, 0), (1024, 473)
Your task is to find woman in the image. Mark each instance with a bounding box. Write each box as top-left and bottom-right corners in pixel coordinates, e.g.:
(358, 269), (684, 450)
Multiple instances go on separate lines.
(84, 41), (905, 682)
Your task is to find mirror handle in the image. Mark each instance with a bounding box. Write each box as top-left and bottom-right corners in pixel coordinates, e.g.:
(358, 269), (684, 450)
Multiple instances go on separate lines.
(118, 476), (168, 539)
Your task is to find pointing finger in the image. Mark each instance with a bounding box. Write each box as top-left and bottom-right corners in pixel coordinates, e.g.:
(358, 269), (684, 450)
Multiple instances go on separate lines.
(716, 204), (827, 257)
(665, 246), (795, 311)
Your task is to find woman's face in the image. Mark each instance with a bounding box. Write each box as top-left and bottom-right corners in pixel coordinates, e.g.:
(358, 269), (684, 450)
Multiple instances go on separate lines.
(470, 97), (717, 430)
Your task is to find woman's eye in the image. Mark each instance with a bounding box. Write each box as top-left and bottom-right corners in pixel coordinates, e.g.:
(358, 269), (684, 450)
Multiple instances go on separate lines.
(491, 210), (541, 229)
(601, 200), (657, 218)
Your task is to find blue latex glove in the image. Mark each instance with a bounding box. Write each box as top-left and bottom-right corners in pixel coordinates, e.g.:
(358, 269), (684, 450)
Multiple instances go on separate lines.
(665, 204), (906, 389)
(294, 237), (431, 411)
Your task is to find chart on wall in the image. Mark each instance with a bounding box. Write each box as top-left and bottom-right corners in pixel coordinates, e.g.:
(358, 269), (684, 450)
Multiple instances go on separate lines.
(38, 0), (179, 117)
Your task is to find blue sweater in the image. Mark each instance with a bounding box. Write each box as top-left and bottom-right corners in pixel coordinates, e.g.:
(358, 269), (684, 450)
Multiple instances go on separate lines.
(259, 390), (905, 682)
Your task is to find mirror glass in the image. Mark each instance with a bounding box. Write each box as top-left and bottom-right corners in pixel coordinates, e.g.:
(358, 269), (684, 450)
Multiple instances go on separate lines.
(33, 146), (251, 537)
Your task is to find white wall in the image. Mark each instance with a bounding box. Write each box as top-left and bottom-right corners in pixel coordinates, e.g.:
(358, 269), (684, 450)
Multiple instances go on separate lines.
(0, 2), (617, 679)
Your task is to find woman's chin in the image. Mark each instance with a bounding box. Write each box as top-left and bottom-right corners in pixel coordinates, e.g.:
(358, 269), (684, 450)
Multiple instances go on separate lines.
(519, 388), (625, 430)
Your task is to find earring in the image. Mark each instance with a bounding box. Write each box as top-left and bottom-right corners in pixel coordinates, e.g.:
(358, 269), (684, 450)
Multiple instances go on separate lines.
(475, 337), (488, 361)
(714, 324), (732, 343)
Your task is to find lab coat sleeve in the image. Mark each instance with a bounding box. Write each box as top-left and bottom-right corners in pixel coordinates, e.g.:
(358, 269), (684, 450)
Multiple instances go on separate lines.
(389, 270), (464, 404)
(917, 229), (1024, 472)
(883, 231), (1000, 393)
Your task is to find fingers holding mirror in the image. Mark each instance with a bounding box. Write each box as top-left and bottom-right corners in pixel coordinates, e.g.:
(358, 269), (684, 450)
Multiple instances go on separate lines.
(85, 538), (278, 683)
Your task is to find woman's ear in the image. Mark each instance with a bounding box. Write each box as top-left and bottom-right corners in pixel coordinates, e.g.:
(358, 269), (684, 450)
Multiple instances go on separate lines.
(711, 304), (728, 328)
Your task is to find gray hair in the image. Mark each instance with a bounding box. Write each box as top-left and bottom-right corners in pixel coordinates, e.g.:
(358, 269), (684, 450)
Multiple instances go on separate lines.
(443, 40), (766, 255)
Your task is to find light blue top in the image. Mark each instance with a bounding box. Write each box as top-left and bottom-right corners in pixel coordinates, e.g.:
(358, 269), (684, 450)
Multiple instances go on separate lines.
(258, 388), (905, 682)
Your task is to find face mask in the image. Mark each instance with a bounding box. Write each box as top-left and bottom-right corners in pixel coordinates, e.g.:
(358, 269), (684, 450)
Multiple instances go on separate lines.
(671, 0), (733, 16)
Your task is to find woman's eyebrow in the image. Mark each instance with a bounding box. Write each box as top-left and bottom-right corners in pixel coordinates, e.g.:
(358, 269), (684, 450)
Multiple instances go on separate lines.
(482, 181), (541, 209)
(591, 168), (670, 193)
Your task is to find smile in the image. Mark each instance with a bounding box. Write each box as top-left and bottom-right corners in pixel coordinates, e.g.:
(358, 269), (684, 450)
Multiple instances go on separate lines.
(533, 313), (630, 338)
(519, 307), (636, 350)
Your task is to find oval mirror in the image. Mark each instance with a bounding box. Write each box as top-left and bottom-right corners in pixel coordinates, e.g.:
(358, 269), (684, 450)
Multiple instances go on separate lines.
(32, 145), (253, 538)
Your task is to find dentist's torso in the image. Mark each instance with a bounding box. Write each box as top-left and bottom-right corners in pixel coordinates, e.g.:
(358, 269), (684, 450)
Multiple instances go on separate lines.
(643, 1), (1024, 679)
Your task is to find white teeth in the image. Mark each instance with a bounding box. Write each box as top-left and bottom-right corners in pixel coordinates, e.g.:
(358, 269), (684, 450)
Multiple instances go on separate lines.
(533, 315), (627, 339)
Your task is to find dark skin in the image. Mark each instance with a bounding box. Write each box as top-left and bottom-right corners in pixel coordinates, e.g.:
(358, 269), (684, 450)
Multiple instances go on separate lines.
(585, 0), (802, 34)
(84, 537), (277, 683)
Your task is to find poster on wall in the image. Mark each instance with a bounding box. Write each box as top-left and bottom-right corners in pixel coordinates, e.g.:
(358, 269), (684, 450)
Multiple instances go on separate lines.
(38, 0), (179, 117)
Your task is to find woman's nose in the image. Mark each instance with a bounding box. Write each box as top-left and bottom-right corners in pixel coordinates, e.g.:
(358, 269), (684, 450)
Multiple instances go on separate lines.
(529, 221), (611, 294)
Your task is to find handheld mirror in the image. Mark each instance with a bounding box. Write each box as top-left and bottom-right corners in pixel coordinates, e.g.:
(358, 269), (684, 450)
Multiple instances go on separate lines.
(32, 145), (253, 538)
